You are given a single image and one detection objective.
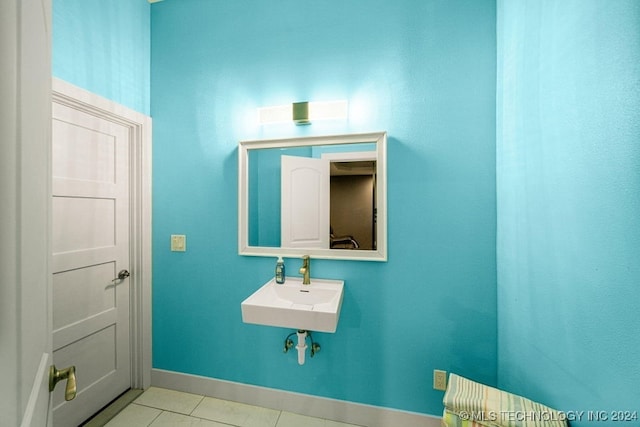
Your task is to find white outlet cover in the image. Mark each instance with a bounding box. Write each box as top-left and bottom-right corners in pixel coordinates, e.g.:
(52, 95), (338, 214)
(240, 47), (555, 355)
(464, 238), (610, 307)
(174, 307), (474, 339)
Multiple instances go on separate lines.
(434, 370), (447, 391)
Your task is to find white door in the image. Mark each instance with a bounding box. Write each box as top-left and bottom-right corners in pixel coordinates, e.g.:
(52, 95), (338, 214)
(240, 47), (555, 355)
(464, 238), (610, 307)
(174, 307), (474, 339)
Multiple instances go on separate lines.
(281, 155), (330, 248)
(51, 101), (132, 426)
(1, 0), (54, 426)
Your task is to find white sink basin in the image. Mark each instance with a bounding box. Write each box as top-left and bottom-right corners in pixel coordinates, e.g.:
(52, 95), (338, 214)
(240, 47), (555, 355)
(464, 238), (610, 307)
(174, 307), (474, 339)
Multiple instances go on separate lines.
(241, 277), (344, 333)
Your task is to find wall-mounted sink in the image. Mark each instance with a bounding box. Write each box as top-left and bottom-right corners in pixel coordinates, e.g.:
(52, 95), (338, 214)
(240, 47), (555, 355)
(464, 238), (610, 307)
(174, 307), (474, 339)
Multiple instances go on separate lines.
(241, 277), (344, 333)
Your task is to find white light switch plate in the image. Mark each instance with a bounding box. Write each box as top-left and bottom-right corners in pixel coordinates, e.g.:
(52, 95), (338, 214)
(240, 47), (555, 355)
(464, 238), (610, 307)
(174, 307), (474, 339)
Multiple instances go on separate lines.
(171, 234), (186, 252)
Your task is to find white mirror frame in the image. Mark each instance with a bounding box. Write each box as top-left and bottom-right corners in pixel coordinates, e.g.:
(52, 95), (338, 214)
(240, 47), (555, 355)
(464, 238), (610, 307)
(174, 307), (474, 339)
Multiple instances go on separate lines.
(238, 131), (387, 261)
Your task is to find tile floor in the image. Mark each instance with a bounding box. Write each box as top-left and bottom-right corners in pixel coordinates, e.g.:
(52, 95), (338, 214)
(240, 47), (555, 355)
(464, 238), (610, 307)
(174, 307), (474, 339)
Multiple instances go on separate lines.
(104, 387), (363, 427)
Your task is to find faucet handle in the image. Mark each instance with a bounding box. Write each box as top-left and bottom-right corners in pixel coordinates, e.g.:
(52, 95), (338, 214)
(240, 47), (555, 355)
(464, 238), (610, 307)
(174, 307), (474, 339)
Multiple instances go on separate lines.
(300, 255), (311, 284)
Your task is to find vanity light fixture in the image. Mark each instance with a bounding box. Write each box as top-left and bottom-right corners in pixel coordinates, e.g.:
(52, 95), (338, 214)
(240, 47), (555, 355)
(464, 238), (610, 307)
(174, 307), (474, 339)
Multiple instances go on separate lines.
(258, 100), (348, 126)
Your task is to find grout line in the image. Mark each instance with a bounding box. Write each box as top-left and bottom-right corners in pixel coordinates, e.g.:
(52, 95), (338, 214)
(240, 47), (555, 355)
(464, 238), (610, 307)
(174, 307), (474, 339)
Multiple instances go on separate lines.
(155, 409), (238, 427)
(274, 410), (283, 427)
(81, 389), (145, 427)
(146, 409), (162, 427)
(188, 394), (206, 416)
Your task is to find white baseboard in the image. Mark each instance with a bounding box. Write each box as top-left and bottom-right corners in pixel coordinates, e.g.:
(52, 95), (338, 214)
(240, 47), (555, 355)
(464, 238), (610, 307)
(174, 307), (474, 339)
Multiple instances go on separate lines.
(151, 369), (440, 427)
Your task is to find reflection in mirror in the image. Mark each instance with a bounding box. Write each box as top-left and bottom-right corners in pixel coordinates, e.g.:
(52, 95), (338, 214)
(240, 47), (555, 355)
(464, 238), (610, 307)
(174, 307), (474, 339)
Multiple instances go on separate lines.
(238, 132), (387, 261)
(323, 150), (377, 250)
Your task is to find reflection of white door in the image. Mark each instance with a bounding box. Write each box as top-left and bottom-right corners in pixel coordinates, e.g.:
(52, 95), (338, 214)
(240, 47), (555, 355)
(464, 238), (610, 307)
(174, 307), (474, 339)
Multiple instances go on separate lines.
(51, 100), (132, 426)
(281, 155), (330, 248)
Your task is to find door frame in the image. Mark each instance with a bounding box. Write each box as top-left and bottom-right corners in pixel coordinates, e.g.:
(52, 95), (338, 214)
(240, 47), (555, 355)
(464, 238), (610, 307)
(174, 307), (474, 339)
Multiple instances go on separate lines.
(52, 78), (153, 391)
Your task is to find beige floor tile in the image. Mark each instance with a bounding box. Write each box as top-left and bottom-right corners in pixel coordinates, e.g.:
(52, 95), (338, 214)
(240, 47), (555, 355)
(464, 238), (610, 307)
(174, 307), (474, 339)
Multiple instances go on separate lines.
(134, 387), (204, 415)
(149, 411), (230, 426)
(83, 389), (144, 427)
(104, 403), (162, 427)
(191, 396), (280, 427)
(276, 411), (363, 427)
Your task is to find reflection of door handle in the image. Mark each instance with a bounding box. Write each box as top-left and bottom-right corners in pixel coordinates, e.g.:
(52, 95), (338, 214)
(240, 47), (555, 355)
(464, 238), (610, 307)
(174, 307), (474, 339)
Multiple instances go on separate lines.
(49, 365), (77, 401)
(112, 269), (130, 282)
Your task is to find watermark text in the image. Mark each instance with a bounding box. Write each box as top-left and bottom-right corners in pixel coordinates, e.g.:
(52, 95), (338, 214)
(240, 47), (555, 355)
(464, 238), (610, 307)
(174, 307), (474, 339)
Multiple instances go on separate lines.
(456, 410), (638, 423)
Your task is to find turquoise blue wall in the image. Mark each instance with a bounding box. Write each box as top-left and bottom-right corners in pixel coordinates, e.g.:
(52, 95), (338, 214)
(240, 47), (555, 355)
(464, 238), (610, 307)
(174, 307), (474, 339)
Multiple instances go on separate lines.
(51, 0), (640, 421)
(497, 1), (640, 424)
(53, 0), (640, 421)
(151, 0), (497, 416)
(52, 0), (151, 115)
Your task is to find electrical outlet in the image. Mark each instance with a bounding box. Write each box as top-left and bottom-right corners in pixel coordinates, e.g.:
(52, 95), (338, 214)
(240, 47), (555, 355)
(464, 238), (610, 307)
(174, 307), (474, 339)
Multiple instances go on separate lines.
(434, 370), (447, 391)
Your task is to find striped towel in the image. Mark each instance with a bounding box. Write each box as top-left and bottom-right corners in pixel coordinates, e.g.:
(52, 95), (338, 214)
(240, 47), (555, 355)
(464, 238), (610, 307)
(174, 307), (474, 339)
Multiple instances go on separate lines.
(442, 374), (567, 427)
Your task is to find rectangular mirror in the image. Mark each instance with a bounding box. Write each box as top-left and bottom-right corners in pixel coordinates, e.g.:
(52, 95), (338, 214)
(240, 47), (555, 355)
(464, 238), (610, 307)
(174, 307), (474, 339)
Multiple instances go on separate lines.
(239, 132), (387, 261)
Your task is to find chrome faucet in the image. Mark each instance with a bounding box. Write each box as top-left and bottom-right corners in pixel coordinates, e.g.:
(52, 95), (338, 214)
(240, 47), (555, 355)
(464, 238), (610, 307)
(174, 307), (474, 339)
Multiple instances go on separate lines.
(299, 255), (311, 285)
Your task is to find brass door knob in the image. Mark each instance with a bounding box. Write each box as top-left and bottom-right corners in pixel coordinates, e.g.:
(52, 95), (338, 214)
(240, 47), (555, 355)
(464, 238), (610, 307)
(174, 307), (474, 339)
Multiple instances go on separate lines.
(49, 365), (77, 401)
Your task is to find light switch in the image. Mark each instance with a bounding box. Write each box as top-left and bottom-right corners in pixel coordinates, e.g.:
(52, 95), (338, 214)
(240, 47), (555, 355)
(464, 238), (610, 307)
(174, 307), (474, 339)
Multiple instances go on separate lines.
(171, 234), (186, 252)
